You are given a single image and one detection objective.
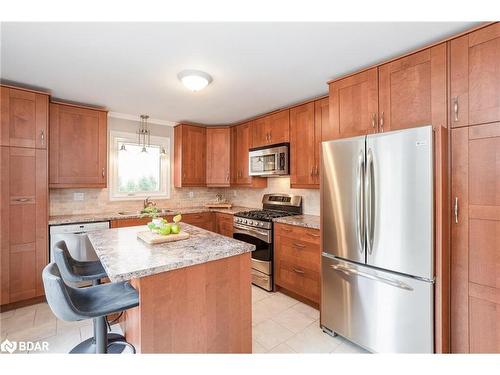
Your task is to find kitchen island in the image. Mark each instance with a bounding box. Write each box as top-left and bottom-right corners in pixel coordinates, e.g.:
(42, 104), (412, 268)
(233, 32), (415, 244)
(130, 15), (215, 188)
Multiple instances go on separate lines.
(87, 223), (254, 353)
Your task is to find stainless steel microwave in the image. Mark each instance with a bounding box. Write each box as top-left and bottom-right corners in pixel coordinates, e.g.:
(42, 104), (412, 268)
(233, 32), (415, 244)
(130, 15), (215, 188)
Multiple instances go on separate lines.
(248, 143), (289, 177)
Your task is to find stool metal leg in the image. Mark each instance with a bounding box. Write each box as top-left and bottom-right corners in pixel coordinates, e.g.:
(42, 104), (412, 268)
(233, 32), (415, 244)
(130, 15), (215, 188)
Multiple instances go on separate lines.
(95, 316), (108, 354)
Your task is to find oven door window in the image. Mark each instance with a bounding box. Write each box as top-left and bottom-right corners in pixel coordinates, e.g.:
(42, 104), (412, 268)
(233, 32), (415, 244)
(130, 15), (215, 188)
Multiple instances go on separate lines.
(250, 154), (277, 173)
(233, 232), (272, 261)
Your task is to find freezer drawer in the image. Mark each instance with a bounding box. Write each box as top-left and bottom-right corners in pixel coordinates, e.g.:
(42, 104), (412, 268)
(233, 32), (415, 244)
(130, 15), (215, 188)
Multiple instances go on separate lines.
(321, 255), (434, 353)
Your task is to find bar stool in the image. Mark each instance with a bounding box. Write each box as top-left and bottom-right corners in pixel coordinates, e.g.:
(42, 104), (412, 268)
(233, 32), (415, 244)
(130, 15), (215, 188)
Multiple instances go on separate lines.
(53, 240), (126, 352)
(43, 262), (139, 353)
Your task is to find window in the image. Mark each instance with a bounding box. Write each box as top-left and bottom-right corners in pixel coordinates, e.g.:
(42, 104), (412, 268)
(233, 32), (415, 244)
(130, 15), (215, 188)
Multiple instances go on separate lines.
(109, 130), (170, 200)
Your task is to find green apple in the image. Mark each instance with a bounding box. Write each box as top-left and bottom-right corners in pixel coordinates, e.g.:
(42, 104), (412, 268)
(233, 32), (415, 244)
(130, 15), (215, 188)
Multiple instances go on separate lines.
(159, 225), (171, 236)
(171, 223), (180, 234)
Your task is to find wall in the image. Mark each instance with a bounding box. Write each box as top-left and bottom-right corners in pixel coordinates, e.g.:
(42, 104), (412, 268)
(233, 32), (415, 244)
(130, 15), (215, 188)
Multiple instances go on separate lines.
(49, 117), (320, 216)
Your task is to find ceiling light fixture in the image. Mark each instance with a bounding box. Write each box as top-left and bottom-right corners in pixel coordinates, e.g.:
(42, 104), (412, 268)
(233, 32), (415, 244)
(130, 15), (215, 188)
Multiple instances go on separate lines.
(177, 70), (212, 92)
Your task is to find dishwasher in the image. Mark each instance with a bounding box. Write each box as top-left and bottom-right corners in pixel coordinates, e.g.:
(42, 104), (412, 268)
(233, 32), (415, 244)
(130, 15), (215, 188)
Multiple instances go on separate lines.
(49, 221), (110, 263)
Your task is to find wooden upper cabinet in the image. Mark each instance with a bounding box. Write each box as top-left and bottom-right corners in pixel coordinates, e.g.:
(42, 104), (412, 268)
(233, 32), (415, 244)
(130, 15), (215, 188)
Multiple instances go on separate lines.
(1, 86), (48, 149)
(268, 110), (290, 145)
(206, 127), (231, 187)
(1, 146), (47, 305)
(315, 98), (329, 185)
(289, 98), (327, 189)
(232, 122), (266, 188)
(328, 68), (379, 139)
(379, 44), (447, 132)
(49, 102), (107, 188)
(252, 117), (269, 148)
(174, 124), (206, 187)
(252, 110), (289, 147)
(450, 23), (500, 128)
(290, 102), (316, 188)
(234, 122), (252, 185)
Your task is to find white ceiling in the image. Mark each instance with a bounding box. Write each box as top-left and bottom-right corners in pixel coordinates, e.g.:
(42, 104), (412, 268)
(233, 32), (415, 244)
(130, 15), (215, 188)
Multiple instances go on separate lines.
(1, 22), (477, 125)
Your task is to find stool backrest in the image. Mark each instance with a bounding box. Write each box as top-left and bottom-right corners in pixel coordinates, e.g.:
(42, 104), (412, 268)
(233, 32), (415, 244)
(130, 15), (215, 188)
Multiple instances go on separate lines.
(53, 240), (80, 283)
(42, 263), (83, 322)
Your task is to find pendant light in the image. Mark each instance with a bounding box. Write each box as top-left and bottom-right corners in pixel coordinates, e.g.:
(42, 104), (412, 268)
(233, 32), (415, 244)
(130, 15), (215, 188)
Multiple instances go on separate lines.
(138, 114), (151, 152)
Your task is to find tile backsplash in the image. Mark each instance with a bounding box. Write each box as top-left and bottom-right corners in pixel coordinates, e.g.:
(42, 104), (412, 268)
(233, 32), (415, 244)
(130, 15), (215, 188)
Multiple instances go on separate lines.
(49, 187), (225, 216)
(49, 177), (320, 216)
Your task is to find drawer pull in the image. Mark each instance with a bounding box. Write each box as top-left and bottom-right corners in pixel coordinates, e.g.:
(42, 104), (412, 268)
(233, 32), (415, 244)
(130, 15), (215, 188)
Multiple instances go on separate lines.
(293, 268), (305, 275)
(14, 198), (31, 203)
(281, 227), (292, 232)
(293, 242), (306, 248)
(307, 232), (320, 238)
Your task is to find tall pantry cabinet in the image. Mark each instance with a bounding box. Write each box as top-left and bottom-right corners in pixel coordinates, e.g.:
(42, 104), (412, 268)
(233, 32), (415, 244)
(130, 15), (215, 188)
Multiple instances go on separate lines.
(1, 85), (49, 306)
(450, 23), (500, 354)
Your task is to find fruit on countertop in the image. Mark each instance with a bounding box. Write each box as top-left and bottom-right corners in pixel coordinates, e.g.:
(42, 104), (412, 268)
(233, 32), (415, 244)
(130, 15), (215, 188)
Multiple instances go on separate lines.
(171, 223), (180, 234)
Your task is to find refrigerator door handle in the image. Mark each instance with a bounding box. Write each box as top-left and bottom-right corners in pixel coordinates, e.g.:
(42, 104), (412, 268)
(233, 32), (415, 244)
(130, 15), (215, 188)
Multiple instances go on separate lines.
(365, 148), (375, 254)
(356, 150), (365, 254)
(330, 264), (414, 291)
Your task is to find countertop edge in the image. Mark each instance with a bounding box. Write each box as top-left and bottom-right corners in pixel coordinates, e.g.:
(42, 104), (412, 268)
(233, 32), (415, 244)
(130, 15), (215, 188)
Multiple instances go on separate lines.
(272, 214), (320, 230)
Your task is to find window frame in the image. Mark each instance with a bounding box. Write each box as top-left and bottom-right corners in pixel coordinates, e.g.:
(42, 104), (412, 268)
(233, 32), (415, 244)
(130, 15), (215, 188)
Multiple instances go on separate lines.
(109, 130), (170, 201)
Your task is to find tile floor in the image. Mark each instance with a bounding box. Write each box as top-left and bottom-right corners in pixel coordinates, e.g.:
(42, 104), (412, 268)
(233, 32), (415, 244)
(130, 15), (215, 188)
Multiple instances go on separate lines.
(0, 286), (368, 354)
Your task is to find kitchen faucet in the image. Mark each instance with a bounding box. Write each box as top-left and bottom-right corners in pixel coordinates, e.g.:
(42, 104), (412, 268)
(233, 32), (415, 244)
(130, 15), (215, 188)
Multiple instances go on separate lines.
(143, 196), (155, 209)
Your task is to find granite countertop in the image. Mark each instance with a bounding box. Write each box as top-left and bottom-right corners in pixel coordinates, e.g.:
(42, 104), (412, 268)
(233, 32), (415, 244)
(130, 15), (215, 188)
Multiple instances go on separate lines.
(87, 223), (255, 282)
(273, 214), (320, 230)
(48, 206), (254, 225)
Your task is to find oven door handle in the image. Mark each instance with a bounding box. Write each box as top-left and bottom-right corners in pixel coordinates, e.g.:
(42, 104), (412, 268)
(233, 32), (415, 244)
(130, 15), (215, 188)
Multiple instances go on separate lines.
(233, 223), (271, 243)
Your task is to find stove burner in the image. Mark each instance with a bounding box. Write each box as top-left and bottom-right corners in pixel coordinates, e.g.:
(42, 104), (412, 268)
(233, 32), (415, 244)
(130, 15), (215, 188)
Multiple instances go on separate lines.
(234, 209), (293, 222)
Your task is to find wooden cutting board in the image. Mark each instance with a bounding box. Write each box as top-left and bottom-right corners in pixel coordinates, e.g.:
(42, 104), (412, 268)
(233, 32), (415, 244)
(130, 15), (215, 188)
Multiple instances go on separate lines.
(137, 230), (190, 244)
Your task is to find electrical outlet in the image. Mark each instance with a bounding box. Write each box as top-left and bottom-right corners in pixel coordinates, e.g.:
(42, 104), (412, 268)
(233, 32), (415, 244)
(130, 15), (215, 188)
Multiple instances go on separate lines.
(73, 192), (84, 201)
(188, 191), (194, 198)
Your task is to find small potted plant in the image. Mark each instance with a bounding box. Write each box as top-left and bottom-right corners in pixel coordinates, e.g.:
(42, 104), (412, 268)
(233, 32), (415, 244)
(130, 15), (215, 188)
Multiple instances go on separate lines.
(141, 206), (163, 230)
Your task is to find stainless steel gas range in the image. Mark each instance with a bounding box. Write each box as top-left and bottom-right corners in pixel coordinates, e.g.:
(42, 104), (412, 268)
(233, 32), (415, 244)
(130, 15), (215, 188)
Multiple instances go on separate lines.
(233, 194), (302, 291)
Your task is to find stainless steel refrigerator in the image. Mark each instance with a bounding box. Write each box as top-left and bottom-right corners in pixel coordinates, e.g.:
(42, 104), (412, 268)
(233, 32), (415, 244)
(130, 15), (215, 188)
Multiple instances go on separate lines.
(320, 125), (434, 353)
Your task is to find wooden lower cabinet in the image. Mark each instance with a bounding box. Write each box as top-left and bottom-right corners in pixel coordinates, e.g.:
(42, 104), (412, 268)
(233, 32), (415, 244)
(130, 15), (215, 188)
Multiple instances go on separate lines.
(182, 212), (214, 232)
(274, 223), (320, 305)
(1, 146), (48, 305)
(451, 122), (500, 353)
(111, 212), (215, 232)
(110, 216), (169, 228)
(215, 212), (233, 237)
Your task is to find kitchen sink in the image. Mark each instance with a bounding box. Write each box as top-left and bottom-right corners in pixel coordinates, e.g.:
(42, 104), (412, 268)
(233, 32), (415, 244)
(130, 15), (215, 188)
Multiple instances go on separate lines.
(117, 208), (173, 216)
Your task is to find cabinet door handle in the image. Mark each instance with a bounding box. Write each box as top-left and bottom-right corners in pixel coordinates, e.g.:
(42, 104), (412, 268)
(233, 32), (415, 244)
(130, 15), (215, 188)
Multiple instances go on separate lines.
(293, 268), (305, 275)
(269, 130), (272, 141)
(102, 168), (105, 178)
(454, 197), (459, 224)
(293, 242), (306, 248)
(371, 113), (377, 128)
(453, 97), (459, 122)
(14, 198), (30, 202)
(380, 112), (384, 132)
(40, 130), (45, 145)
